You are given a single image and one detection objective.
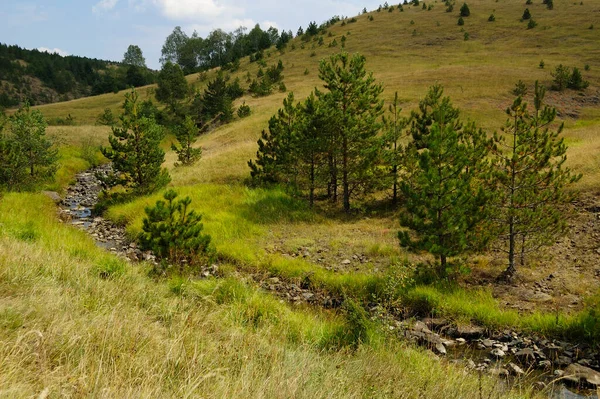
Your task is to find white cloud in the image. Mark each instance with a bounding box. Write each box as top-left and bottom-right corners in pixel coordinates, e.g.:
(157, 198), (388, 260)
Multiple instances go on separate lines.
(92, 0), (120, 14)
(153, 0), (242, 21)
(37, 47), (69, 57)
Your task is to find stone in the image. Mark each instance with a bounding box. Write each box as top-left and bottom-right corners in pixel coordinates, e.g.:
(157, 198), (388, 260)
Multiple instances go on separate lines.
(530, 292), (553, 302)
(515, 348), (536, 363)
(341, 259), (351, 265)
(508, 363), (524, 376)
(489, 368), (509, 378)
(302, 292), (315, 300)
(555, 356), (573, 367)
(481, 339), (494, 348)
(42, 191), (61, 203)
(562, 364), (600, 387)
(455, 324), (485, 339)
(490, 348), (506, 359)
(538, 360), (552, 369)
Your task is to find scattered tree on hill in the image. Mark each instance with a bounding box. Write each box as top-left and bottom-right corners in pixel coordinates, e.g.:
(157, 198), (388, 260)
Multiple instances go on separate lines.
(122, 45), (146, 68)
(460, 2), (470, 17)
(552, 65), (589, 91)
(522, 9), (531, 20)
(490, 82), (581, 278)
(544, 0), (554, 10)
(172, 116), (202, 167)
(399, 85), (493, 273)
(317, 51), (385, 212)
(155, 62), (188, 112)
(96, 108), (117, 126)
(160, 26), (189, 66)
(140, 189), (212, 273)
(201, 73), (234, 123)
(101, 90), (170, 194)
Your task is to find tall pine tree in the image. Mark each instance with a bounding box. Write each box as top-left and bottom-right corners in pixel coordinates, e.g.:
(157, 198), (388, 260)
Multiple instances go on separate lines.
(491, 81), (581, 278)
(317, 51), (384, 212)
(382, 92), (408, 205)
(400, 86), (493, 273)
(172, 115), (202, 167)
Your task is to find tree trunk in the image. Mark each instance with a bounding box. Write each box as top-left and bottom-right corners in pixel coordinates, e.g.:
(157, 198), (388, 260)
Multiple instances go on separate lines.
(342, 136), (350, 213)
(309, 158), (315, 207)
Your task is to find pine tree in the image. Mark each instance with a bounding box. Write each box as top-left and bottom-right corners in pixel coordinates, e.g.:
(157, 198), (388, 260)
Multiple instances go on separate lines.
(400, 86), (492, 273)
(317, 51), (384, 212)
(140, 189), (212, 272)
(172, 116), (202, 167)
(295, 93), (329, 206)
(202, 73), (234, 123)
(248, 92), (301, 185)
(382, 92), (408, 205)
(460, 2), (470, 17)
(155, 62), (188, 112)
(8, 104), (57, 180)
(101, 90), (170, 194)
(491, 82), (581, 278)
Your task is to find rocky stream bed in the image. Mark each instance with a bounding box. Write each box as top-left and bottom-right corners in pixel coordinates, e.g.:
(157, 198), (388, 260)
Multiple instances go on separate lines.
(55, 166), (600, 399)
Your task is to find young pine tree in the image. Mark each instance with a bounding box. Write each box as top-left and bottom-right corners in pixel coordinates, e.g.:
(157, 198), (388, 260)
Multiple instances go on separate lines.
(202, 73), (234, 123)
(9, 104), (57, 180)
(400, 86), (493, 273)
(140, 189), (212, 272)
(491, 82), (581, 278)
(382, 92), (408, 205)
(248, 92), (302, 185)
(172, 116), (202, 167)
(101, 90), (170, 194)
(317, 51), (384, 212)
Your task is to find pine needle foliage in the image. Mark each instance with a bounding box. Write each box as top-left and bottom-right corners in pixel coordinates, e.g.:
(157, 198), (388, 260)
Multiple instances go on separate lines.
(172, 116), (202, 167)
(140, 189), (212, 272)
(101, 90), (170, 194)
(490, 82), (581, 278)
(399, 85), (493, 273)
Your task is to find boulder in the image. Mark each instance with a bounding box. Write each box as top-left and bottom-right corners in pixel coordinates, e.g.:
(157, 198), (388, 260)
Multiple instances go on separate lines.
(454, 324), (485, 339)
(562, 364), (600, 387)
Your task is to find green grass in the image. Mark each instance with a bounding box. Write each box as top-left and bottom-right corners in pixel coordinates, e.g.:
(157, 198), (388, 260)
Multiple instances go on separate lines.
(0, 193), (532, 398)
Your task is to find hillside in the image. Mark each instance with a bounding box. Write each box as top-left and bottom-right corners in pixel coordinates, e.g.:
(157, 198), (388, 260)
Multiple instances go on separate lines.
(0, 43), (155, 110)
(2, 0), (600, 397)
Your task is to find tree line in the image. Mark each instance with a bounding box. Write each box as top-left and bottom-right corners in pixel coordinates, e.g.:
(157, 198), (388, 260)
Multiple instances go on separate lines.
(249, 50), (581, 278)
(0, 42), (155, 108)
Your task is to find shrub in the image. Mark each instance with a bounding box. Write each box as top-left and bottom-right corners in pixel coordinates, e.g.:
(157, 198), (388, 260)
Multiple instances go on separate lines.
(488, 13), (495, 22)
(551, 64), (571, 91)
(463, 32), (470, 41)
(545, 0), (554, 9)
(569, 67), (589, 90)
(460, 2), (470, 17)
(512, 80), (528, 96)
(539, 60), (545, 69)
(237, 102), (251, 118)
(527, 19), (537, 29)
(458, 16), (464, 26)
(139, 189), (212, 273)
(522, 8), (531, 20)
(584, 64), (590, 71)
(526, 0), (532, 4)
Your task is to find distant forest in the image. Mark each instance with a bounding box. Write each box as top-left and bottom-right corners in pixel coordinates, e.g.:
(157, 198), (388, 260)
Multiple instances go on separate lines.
(0, 43), (155, 108)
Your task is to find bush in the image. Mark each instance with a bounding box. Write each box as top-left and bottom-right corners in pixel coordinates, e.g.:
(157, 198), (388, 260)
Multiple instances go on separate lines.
(459, 2), (470, 17)
(545, 0), (554, 10)
(139, 189), (213, 273)
(488, 14), (495, 22)
(512, 80), (528, 96)
(463, 32), (469, 41)
(569, 67), (589, 90)
(522, 8), (531, 20)
(527, 18), (537, 29)
(539, 60), (545, 69)
(458, 16), (464, 26)
(237, 102), (251, 118)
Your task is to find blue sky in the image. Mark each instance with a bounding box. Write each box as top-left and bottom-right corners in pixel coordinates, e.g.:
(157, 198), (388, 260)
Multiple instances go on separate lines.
(0, 0), (383, 69)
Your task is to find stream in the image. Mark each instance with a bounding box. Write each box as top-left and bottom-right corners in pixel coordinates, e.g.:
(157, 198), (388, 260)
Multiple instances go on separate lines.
(58, 166), (599, 399)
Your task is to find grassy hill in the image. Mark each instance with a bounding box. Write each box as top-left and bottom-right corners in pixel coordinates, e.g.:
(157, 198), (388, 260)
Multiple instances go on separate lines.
(2, 0), (600, 396)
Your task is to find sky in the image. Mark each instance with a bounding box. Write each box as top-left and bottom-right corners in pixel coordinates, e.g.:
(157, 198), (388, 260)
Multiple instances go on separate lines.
(0, 0), (384, 70)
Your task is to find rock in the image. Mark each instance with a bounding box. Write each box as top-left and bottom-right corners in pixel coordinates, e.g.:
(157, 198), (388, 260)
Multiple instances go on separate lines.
(455, 338), (467, 345)
(562, 364), (600, 387)
(530, 292), (553, 302)
(555, 356), (573, 367)
(507, 363), (525, 376)
(515, 348), (536, 364)
(481, 339), (495, 348)
(434, 342), (447, 356)
(302, 292), (315, 301)
(538, 360), (552, 369)
(42, 191), (61, 203)
(489, 368), (509, 378)
(454, 324), (485, 339)
(466, 359), (476, 369)
(490, 348), (506, 359)
(269, 277), (280, 284)
(341, 259), (351, 265)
